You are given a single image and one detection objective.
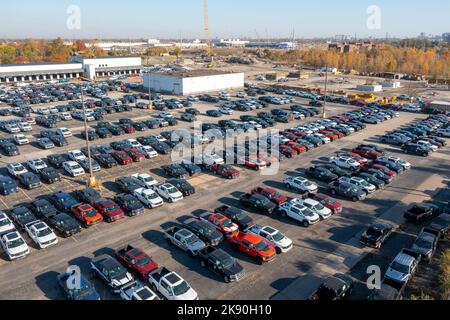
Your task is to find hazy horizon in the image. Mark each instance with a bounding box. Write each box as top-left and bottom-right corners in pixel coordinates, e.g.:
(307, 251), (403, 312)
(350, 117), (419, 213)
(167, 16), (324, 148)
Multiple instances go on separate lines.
(1, 0), (449, 40)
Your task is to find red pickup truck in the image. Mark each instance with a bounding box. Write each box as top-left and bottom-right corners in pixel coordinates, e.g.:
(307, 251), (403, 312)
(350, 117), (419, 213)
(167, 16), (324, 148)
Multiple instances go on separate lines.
(115, 245), (159, 280)
(228, 232), (276, 264)
(93, 198), (126, 222)
(211, 164), (240, 179)
(251, 187), (288, 205)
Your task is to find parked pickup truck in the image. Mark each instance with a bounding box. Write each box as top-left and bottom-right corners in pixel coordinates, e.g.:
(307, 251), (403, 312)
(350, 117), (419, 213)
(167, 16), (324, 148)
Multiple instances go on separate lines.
(164, 226), (206, 256)
(384, 248), (421, 285)
(211, 164), (240, 179)
(90, 254), (135, 294)
(239, 193), (277, 215)
(115, 245), (159, 280)
(308, 273), (354, 300)
(245, 224), (293, 254)
(404, 204), (435, 224)
(228, 231), (276, 264)
(148, 267), (198, 300)
(197, 246), (245, 283)
(119, 281), (159, 300)
(215, 205), (253, 230)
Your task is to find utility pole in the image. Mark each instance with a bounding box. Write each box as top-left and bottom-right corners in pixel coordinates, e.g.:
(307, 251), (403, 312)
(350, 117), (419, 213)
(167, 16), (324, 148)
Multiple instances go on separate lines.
(322, 66), (328, 119)
(80, 83), (97, 188)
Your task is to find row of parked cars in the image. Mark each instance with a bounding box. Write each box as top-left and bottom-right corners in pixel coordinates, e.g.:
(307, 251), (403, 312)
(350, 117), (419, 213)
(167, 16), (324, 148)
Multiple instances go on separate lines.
(380, 114), (449, 156)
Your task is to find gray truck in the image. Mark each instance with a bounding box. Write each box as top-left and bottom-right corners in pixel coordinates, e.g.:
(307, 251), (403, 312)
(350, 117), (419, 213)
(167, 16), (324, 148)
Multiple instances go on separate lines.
(384, 248), (422, 285)
(164, 226), (206, 256)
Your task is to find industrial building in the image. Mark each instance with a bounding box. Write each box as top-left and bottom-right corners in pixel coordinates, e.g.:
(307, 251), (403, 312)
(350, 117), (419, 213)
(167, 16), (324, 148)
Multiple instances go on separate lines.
(0, 56), (142, 83)
(70, 57), (142, 79)
(143, 70), (244, 95)
(356, 84), (383, 92)
(429, 100), (450, 112)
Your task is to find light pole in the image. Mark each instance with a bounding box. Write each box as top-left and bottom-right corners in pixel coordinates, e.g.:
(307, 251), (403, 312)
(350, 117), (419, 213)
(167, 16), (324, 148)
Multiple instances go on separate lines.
(322, 66), (329, 119)
(80, 83), (98, 188)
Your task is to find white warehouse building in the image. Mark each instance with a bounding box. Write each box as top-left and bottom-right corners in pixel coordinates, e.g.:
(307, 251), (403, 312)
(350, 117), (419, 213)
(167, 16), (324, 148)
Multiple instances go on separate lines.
(0, 56), (142, 83)
(143, 70), (245, 95)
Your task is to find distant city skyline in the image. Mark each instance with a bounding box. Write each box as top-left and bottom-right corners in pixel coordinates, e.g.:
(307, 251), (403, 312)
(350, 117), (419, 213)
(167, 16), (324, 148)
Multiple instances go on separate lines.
(1, 0), (449, 40)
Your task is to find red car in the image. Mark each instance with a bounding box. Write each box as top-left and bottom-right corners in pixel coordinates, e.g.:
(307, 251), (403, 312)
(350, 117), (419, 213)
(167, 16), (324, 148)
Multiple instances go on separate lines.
(361, 164), (397, 177)
(279, 145), (297, 157)
(120, 124), (136, 134)
(127, 148), (145, 162)
(241, 155), (267, 170)
(328, 129), (345, 139)
(310, 193), (343, 214)
(251, 187), (288, 205)
(199, 212), (239, 237)
(285, 141), (307, 154)
(351, 147), (382, 160)
(211, 164), (240, 179)
(320, 130), (338, 141)
(112, 151), (133, 165)
(93, 198), (126, 222)
(70, 203), (103, 227)
(115, 245), (158, 280)
(228, 232), (276, 264)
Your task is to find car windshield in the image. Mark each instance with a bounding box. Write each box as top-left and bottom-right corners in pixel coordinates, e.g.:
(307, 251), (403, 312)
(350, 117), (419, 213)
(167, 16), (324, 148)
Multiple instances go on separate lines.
(172, 281), (190, 296)
(0, 218), (10, 227)
(83, 209), (97, 218)
(221, 255), (236, 269)
(390, 261), (410, 274)
(108, 266), (124, 278)
(104, 205), (120, 213)
(136, 255), (151, 267)
(272, 231), (284, 242)
(37, 227), (52, 237)
(71, 282), (93, 299)
(219, 219), (233, 228)
(167, 187), (178, 194)
(255, 240), (269, 251)
(72, 164), (82, 170)
(7, 237), (25, 248)
(367, 228), (382, 237)
(415, 238), (433, 249)
(312, 203), (325, 211)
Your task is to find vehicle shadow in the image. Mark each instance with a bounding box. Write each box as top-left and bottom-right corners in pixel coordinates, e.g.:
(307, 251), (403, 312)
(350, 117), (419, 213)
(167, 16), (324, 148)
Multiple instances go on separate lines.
(35, 271), (62, 300)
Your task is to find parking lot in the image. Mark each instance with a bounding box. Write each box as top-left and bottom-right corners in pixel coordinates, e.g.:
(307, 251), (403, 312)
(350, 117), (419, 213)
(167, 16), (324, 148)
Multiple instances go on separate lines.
(0, 82), (449, 300)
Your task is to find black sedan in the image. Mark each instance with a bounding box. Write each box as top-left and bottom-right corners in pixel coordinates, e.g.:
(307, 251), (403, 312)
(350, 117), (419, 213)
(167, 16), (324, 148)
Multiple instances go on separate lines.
(166, 179), (195, 196)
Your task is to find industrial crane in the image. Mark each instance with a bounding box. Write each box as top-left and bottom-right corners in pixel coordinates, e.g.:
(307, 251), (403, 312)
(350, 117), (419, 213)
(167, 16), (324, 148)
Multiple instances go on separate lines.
(203, 0), (214, 67)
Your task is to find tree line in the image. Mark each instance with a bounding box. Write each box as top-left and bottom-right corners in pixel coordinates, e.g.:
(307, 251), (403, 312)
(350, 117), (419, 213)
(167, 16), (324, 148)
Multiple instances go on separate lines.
(259, 44), (450, 79)
(0, 38), (108, 64)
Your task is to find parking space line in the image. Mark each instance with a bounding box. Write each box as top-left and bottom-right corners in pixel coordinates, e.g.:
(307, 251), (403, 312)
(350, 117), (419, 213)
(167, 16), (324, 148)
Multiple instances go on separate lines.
(19, 189), (32, 201)
(0, 197), (10, 210)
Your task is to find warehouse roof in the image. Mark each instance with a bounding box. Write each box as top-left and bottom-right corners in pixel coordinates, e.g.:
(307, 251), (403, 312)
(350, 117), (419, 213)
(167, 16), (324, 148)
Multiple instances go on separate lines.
(0, 62), (80, 67)
(430, 100), (450, 106)
(150, 69), (237, 78)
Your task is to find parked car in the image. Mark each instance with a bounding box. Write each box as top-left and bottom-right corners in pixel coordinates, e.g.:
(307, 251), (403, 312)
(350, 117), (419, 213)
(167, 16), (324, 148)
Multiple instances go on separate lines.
(360, 223), (394, 248)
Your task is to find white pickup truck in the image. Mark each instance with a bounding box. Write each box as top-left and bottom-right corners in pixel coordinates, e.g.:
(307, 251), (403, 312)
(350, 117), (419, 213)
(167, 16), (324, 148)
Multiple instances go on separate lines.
(149, 267), (198, 300)
(24, 221), (58, 249)
(119, 281), (159, 300)
(245, 224), (293, 254)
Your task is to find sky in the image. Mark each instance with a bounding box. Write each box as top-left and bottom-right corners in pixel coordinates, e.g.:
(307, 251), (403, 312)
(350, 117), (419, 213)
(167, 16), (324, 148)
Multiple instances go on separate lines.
(0, 0), (449, 39)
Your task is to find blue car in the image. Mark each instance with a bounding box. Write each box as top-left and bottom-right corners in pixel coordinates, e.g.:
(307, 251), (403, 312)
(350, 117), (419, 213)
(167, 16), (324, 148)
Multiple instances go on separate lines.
(0, 176), (18, 195)
(57, 271), (100, 300)
(49, 192), (79, 212)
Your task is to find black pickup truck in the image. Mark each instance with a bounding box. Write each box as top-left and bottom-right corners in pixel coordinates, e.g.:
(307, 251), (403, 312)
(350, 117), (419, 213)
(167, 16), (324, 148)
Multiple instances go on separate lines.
(197, 246), (245, 283)
(308, 273), (354, 300)
(215, 205), (253, 230)
(239, 193), (276, 215)
(404, 204), (436, 224)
